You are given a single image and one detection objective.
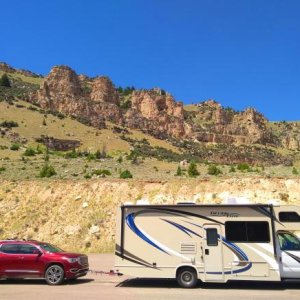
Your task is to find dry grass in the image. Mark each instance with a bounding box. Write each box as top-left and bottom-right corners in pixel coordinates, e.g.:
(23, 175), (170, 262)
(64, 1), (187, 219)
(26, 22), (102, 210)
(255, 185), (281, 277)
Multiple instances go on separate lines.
(0, 70), (43, 85)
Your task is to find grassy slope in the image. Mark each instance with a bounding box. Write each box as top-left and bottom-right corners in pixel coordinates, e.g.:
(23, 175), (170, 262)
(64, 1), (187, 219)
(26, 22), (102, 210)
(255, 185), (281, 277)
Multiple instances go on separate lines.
(0, 70), (44, 85)
(0, 100), (183, 180)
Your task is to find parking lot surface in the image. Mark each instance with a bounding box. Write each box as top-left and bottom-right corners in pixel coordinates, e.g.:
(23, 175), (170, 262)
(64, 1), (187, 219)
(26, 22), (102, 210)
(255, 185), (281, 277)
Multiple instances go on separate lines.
(1, 254), (300, 300)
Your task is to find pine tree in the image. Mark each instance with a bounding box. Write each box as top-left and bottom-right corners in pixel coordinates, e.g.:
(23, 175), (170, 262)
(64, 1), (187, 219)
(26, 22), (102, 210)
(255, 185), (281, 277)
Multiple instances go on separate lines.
(188, 161), (200, 177)
(175, 166), (183, 176)
(0, 73), (11, 87)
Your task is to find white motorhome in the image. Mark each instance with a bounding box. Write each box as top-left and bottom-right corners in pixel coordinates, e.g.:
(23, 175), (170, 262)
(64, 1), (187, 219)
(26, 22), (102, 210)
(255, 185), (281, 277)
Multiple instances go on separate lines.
(115, 203), (300, 288)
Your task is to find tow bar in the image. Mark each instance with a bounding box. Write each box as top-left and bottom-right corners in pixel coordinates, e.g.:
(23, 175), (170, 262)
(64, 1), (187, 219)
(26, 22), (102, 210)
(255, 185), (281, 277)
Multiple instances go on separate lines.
(88, 269), (123, 276)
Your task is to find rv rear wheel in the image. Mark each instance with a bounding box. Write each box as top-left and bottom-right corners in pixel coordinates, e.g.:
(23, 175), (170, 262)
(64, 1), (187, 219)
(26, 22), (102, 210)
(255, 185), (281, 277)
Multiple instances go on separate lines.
(177, 267), (198, 288)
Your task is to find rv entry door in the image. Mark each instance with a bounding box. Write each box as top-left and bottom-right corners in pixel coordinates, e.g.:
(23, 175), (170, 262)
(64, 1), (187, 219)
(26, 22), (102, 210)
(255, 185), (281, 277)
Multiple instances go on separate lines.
(203, 224), (224, 282)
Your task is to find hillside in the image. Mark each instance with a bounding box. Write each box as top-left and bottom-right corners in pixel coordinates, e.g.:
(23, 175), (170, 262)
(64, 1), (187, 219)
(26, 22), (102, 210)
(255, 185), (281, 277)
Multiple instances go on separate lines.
(1, 62), (300, 253)
(0, 177), (299, 252)
(1, 61), (299, 173)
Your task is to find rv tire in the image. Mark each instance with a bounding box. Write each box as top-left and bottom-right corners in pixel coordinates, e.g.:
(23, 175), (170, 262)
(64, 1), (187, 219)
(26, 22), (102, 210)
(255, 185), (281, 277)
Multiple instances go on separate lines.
(176, 267), (198, 288)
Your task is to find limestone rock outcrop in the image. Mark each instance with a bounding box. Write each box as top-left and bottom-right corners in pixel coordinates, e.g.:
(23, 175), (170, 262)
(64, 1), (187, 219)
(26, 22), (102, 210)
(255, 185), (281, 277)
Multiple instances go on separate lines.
(30, 67), (188, 138)
(192, 100), (273, 145)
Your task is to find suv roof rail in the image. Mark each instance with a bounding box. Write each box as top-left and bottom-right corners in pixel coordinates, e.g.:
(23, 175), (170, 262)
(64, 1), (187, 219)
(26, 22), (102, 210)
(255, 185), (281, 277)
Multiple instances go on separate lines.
(0, 238), (26, 242)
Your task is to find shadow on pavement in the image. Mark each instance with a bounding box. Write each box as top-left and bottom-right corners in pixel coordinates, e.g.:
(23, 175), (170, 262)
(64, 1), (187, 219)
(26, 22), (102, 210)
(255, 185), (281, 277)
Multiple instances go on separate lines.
(0, 278), (94, 285)
(117, 278), (300, 290)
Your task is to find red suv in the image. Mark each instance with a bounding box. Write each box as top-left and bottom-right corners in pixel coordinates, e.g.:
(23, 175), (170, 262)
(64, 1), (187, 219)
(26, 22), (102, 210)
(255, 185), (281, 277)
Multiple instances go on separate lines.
(0, 240), (89, 285)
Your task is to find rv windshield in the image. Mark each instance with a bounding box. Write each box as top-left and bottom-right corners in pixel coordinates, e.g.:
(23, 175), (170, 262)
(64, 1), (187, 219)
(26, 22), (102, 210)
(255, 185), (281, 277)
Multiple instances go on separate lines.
(277, 232), (300, 251)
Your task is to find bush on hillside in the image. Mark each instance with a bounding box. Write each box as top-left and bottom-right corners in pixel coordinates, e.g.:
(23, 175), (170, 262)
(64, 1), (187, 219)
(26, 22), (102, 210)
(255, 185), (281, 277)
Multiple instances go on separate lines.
(0, 74), (11, 87)
(23, 147), (36, 156)
(207, 164), (222, 176)
(10, 143), (21, 151)
(237, 163), (250, 171)
(175, 166), (183, 176)
(39, 164), (56, 178)
(229, 165), (236, 173)
(0, 120), (18, 128)
(188, 161), (199, 177)
(120, 169), (133, 179)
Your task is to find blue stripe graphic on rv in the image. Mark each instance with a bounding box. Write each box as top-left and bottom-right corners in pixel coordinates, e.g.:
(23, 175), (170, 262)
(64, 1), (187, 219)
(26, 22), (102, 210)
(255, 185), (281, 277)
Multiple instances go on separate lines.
(161, 219), (202, 238)
(126, 213), (168, 254)
(184, 220), (252, 273)
(126, 210), (252, 274)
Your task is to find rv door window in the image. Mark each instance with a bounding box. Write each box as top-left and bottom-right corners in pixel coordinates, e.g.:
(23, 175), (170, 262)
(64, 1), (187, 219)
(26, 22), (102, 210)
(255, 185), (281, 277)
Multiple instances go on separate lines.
(225, 221), (270, 243)
(277, 232), (300, 251)
(206, 228), (218, 246)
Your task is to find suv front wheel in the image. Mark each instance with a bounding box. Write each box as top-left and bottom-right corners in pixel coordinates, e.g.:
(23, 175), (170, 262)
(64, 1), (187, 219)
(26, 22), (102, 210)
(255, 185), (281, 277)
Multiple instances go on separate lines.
(45, 265), (65, 285)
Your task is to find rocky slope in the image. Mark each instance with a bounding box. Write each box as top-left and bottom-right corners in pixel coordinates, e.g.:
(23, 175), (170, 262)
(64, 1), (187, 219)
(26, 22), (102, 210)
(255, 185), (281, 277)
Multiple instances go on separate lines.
(1, 62), (299, 165)
(0, 178), (299, 253)
(30, 65), (187, 139)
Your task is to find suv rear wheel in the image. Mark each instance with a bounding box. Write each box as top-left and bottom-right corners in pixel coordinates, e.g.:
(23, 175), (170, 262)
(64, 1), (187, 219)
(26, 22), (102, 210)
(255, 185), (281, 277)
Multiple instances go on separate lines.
(45, 265), (65, 285)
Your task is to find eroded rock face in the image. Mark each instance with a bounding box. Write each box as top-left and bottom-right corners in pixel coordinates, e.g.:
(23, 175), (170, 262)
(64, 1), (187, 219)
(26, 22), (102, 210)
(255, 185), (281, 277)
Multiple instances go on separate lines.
(29, 66), (298, 149)
(91, 77), (119, 105)
(193, 100), (273, 145)
(31, 66), (122, 128)
(31, 71), (188, 138)
(128, 89), (186, 138)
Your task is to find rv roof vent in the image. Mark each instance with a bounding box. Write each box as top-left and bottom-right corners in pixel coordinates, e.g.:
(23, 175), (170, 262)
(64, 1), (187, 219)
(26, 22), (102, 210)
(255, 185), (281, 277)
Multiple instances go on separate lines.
(224, 197), (250, 205)
(180, 242), (197, 254)
(176, 202), (196, 205)
(136, 199), (150, 205)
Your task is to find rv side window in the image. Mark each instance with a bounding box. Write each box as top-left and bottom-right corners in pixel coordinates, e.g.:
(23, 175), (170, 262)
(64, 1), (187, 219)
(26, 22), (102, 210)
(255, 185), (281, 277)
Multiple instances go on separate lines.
(279, 212), (300, 222)
(206, 228), (218, 246)
(225, 221), (270, 243)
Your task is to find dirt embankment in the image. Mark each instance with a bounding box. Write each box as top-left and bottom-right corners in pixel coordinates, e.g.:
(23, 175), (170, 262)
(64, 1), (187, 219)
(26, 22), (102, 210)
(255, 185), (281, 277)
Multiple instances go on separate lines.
(0, 177), (299, 253)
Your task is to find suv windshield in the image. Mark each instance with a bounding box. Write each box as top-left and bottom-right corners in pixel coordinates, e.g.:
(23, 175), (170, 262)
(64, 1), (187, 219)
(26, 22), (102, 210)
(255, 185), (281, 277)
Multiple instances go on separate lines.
(278, 232), (300, 251)
(38, 243), (64, 253)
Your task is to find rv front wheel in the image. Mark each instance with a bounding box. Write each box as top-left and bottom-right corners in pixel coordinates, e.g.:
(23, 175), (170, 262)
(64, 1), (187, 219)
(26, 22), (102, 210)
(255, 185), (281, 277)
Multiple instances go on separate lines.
(177, 267), (198, 288)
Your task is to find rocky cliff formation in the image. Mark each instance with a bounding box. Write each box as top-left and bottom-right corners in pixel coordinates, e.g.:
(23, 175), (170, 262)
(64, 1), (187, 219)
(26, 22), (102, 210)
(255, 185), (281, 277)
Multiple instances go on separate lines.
(190, 100), (274, 145)
(124, 89), (188, 138)
(1, 61), (298, 160)
(30, 66), (187, 138)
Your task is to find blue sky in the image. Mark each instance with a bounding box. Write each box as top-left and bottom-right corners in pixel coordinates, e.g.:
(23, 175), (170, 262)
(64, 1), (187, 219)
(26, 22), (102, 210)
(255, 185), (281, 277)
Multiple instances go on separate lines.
(1, 0), (299, 121)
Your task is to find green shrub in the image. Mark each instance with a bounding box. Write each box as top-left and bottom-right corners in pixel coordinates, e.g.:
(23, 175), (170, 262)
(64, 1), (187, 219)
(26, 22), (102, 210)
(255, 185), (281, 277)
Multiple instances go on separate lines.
(0, 120), (18, 128)
(117, 156), (123, 163)
(0, 166), (6, 172)
(39, 164), (56, 178)
(175, 166), (183, 176)
(292, 167), (299, 175)
(86, 152), (96, 161)
(188, 161), (199, 177)
(92, 169), (112, 177)
(84, 173), (92, 179)
(207, 164), (222, 176)
(64, 149), (78, 159)
(120, 169), (133, 179)
(237, 163), (250, 171)
(229, 165), (236, 173)
(23, 147), (36, 156)
(10, 143), (20, 151)
(0, 73), (11, 87)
